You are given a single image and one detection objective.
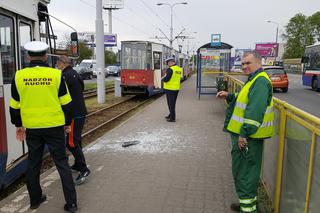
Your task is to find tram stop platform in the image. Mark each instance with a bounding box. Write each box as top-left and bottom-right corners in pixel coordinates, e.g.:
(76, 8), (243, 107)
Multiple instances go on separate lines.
(0, 75), (237, 213)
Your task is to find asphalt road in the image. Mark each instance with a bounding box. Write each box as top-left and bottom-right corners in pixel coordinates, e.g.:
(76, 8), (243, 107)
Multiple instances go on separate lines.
(274, 73), (320, 117)
(237, 73), (320, 117)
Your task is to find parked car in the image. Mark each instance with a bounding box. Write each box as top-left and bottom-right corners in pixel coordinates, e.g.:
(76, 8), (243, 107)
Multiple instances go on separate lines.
(263, 66), (289, 92)
(74, 59), (95, 79)
(105, 65), (121, 76)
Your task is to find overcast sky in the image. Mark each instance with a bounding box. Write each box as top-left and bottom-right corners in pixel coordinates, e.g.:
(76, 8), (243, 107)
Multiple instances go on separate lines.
(48, 0), (320, 53)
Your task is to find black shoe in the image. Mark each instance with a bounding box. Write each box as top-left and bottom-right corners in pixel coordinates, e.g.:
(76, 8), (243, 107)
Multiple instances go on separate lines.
(230, 203), (240, 212)
(166, 118), (176, 122)
(74, 169), (91, 185)
(30, 194), (47, 209)
(70, 164), (81, 173)
(64, 203), (78, 212)
(165, 115), (170, 119)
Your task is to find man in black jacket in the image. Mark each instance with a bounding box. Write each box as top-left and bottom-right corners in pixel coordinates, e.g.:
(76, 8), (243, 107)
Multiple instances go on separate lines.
(57, 55), (90, 185)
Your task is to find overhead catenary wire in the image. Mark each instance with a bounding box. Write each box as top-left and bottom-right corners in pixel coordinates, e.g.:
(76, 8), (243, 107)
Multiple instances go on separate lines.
(78, 0), (152, 36)
(77, 0), (188, 50)
(138, 0), (170, 28)
(125, 6), (164, 34)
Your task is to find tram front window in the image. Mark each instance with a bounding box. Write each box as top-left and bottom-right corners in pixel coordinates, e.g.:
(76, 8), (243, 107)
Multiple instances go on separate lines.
(122, 43), (147, 70)
(19, 22), (32, 69)
(0, 14), (16, 84)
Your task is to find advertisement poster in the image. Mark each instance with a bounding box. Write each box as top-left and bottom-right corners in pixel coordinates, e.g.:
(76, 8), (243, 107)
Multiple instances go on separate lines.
(255, 43), (279, 57)
(104, 0), (124, 9)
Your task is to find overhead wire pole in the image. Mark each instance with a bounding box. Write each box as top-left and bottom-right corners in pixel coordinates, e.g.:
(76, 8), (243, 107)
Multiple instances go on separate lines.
(157, 2), (187, 54)
(267, 20), (279, 44)
(96, 0), (105, 104)
(103, 5), (120, 51)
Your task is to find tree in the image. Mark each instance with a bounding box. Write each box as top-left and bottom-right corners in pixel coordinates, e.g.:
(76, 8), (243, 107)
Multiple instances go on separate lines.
(76, 42), (93, 64)
(283, 13), (315, 59)
(104, 50), (117, 65)
(309, 11), (320, 42)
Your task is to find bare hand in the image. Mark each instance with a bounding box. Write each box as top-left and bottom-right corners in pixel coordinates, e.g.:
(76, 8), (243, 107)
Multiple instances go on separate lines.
(16, 127), (26, 142)
(216, 91), (228, 99)
(238, 136), (247, 150)
(64, 125), (71, 134)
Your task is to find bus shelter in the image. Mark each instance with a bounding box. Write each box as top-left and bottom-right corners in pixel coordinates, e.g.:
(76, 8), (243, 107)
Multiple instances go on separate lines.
(196, 42), (232, 98)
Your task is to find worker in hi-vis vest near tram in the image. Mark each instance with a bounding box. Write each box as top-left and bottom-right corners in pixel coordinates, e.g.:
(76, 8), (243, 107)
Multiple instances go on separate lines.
(162, 57), (182, 122)
(9, 41), (78, 212)
(216, 51), (274, 213)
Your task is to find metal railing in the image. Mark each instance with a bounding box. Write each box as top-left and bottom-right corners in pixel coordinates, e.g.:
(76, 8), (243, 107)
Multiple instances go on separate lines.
(225, 74), (320, 213)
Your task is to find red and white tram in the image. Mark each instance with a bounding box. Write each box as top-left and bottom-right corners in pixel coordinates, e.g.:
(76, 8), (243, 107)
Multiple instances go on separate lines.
(0, 0), (78, 190)
(120, 41), (189, 96)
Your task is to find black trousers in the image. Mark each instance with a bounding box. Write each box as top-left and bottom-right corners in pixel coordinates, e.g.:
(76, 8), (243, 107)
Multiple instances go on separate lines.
(26, 126), (77, 206)
(165, 89), (179, 120)
(66, 117), (88, 172)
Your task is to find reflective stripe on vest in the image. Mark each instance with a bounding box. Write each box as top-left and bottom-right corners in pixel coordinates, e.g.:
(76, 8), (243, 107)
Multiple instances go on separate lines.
(163, 65), (182, 90)
(239, 196), (257, 204)
(12, 66), (71, 128)
(227, 71), (274, 138)
(240, 205), (257, 212)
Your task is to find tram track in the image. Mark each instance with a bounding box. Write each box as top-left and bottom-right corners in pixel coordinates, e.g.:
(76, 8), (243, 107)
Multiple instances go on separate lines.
(83, 86), (115, 99)
(81, 95), (158, 141)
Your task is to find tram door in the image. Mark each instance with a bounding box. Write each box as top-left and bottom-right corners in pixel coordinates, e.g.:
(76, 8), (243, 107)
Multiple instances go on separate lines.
(0, 51), (8, 165)
(0, 11), (32, 167)
(153, 51), (162, 89)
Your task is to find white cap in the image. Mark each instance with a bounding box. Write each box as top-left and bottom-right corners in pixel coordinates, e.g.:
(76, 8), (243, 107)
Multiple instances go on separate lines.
(165, 57), (175, 63)
(24, 41), (49, 55)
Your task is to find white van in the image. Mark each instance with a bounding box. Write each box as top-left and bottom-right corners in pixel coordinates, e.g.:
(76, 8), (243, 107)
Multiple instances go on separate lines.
(73, 59), (96, 79)
(81, 59), (96, 76)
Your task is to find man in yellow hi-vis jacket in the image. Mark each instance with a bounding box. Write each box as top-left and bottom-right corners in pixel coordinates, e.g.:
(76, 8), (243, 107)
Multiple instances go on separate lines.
(9, 41), (77, 212)
(162, 57), (182, 122)
(217, 51), (274, 213)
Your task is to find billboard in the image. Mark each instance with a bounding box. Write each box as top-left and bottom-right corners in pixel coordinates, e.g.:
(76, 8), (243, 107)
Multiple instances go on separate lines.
(104, 0), (124, 9)
(255, 43), (279, 57)
(78, 32), (95, 43)
(104, 34), (117, 47)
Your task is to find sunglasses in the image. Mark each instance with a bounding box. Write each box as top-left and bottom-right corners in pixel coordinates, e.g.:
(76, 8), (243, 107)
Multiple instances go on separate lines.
(241, 62), (252, 66)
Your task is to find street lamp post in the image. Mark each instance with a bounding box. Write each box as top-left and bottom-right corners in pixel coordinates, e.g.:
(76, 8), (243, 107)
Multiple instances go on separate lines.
(157, 2), (187, 52)
(267, 20), (279, 44)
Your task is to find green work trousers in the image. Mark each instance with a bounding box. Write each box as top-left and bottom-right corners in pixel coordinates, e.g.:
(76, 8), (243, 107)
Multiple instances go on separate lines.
(231, 134), (264, 213)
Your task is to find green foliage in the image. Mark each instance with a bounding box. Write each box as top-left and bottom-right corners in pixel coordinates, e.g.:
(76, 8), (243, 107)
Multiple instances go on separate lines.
(309, 11), (320, 41)
(76, 42), (93, 64)
(283, 13), (315, 59)
(84, 80), (114, 90)
(105, 50), (117, 65)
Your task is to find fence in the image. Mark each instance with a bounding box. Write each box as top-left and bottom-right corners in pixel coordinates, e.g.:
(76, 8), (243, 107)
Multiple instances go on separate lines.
(225, 74), (320, 213)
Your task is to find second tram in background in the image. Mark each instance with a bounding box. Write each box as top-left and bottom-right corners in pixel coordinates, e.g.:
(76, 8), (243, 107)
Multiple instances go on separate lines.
(120, 41), (190, 96)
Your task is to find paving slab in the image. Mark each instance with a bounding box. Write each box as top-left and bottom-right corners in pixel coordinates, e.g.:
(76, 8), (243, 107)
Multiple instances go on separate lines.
(0, 75), (237, 213)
